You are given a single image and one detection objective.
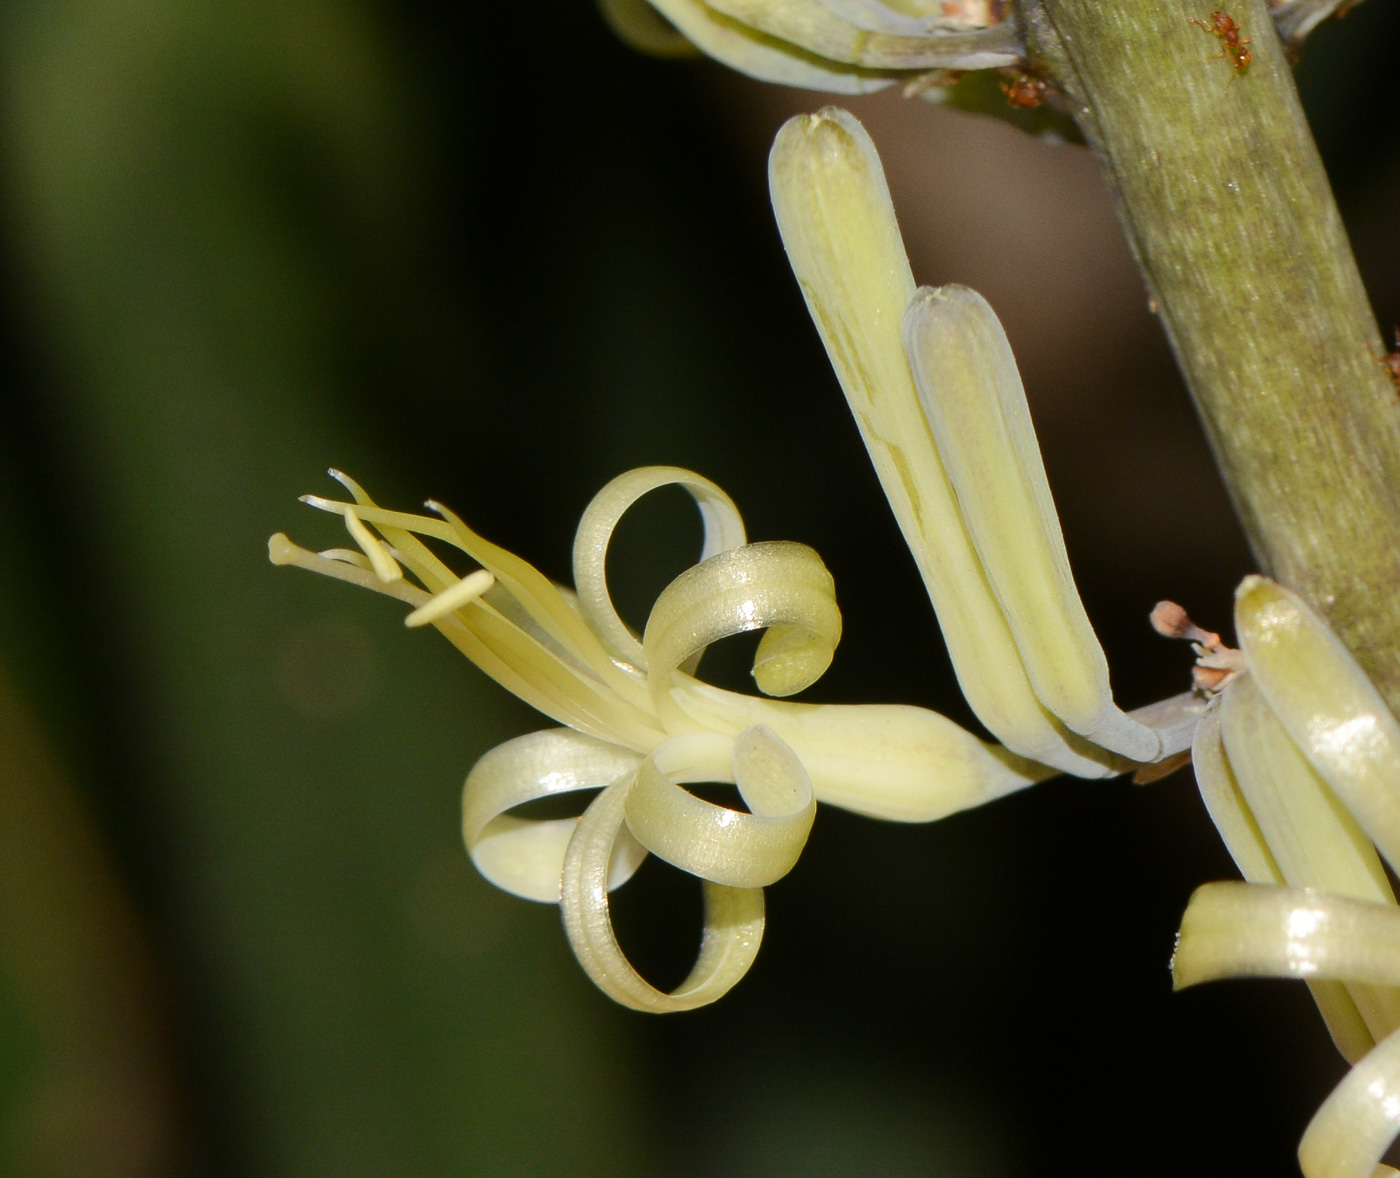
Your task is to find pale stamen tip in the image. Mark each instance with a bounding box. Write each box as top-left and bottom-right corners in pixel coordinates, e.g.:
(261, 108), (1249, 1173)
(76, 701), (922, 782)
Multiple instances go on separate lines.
(268, 533), (298, 565)
(343, 505), (402, 583)
(405, 569), (495, 627)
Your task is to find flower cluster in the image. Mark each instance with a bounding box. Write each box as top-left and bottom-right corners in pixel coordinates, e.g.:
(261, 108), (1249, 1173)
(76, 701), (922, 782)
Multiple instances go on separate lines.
(1171, 576), (1400, 1178)
(270, 107), (1193, 1011)
(267, 89), (1400, 1174)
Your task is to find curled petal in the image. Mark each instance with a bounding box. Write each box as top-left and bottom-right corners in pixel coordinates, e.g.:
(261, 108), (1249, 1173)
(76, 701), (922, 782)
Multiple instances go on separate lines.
(1174, 882), (1400, 991)
(1300, 1022), (1400, 1178)
(644, 0), (900, 93)
(903, 285), (1159, 764)
(643, 540), (842, 711)
(624, 727), (816, 887)
(768, 107), (1121, 780)
(572, 465), (747, 671)
(707, 0), (1020, 68)
(1236, 575), (1400, 880)
(462, 729), (646, 903)
(561, 778), (765, 1012)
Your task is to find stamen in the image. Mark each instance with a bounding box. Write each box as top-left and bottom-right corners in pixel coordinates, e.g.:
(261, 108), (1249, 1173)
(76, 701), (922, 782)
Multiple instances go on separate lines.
(405, 569), (496, 628)
(1151, 600), (1222, 648)
(343, 506), (402, 584)
(1152, 599), (1245, 694)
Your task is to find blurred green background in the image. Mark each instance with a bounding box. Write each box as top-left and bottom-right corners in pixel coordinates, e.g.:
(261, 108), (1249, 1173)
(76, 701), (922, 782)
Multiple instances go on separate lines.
(2, 1), (1400, 1174)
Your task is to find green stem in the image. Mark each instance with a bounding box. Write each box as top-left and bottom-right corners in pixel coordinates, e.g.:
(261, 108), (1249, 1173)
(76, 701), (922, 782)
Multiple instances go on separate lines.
(1022, 0), (1400, 709)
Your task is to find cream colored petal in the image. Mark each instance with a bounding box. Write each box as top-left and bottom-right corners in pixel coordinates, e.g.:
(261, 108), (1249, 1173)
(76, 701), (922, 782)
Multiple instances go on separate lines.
(623, 728), (815, 887)
(1221, 676), (1395, 905)
(1193, 695), (1377, 1062)
(768, 108), (1120, 779)
(462, 729), (646, 903)
(1299, 1021), (1400, 1178)
(560, 777), (766, 1012)
(1237, 575), (1400, 879)
(904, 285), (1159, 763)
(706, 0), (1019, 68)
(572, 465), (746, 671)
(645, 0), (899, 92)
(642, 539), (842, 718)
(1174, 882), (1400, 991)
(1220, 675), (1400, 1043)
(1191, 700), (1283, 884)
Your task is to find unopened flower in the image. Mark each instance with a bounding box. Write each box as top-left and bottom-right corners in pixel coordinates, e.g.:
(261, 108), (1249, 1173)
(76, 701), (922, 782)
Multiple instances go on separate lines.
(1172, 575), (1400, 1176)
(768, 108), (1196, 774)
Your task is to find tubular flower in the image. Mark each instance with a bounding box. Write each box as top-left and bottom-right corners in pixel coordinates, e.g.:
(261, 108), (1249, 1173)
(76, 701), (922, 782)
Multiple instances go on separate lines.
(270, 468), (1053, 1010)
(1173, 575), (1400, 1178)
(271, 107), (1193, 1010)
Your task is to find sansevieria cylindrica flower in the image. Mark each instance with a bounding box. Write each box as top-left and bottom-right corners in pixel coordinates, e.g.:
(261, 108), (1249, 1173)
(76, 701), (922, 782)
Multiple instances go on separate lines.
(271, 108), (1195, 1010)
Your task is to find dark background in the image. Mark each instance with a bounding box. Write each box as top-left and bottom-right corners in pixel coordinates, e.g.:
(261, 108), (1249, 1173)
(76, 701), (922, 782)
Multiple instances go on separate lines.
(2, 1), (1399, 1174)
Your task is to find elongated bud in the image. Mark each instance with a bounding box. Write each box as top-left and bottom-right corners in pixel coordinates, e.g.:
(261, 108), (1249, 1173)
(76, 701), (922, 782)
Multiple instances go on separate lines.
(1237, 575), (1400, 878)
(1218, 672), (1400, 1044)
(768, 107), (1117, 778)
(904, 285), (1158, 762)
(1219, 676), (1394, 907)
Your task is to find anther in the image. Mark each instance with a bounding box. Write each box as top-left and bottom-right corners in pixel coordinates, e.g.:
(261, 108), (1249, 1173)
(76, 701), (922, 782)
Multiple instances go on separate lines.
(1151, 600), (1245, 694)
(344, 506), (402, 583)
(405, 569), (495, 627)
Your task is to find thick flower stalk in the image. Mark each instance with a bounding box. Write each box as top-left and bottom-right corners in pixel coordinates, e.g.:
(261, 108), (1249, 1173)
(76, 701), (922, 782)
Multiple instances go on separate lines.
(1172, 576), (1400, 1178)
(271, 107), (1193, 1010)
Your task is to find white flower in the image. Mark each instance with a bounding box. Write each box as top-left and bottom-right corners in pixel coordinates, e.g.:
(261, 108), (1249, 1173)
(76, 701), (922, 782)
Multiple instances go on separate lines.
(270, 107), (1192, 1010)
